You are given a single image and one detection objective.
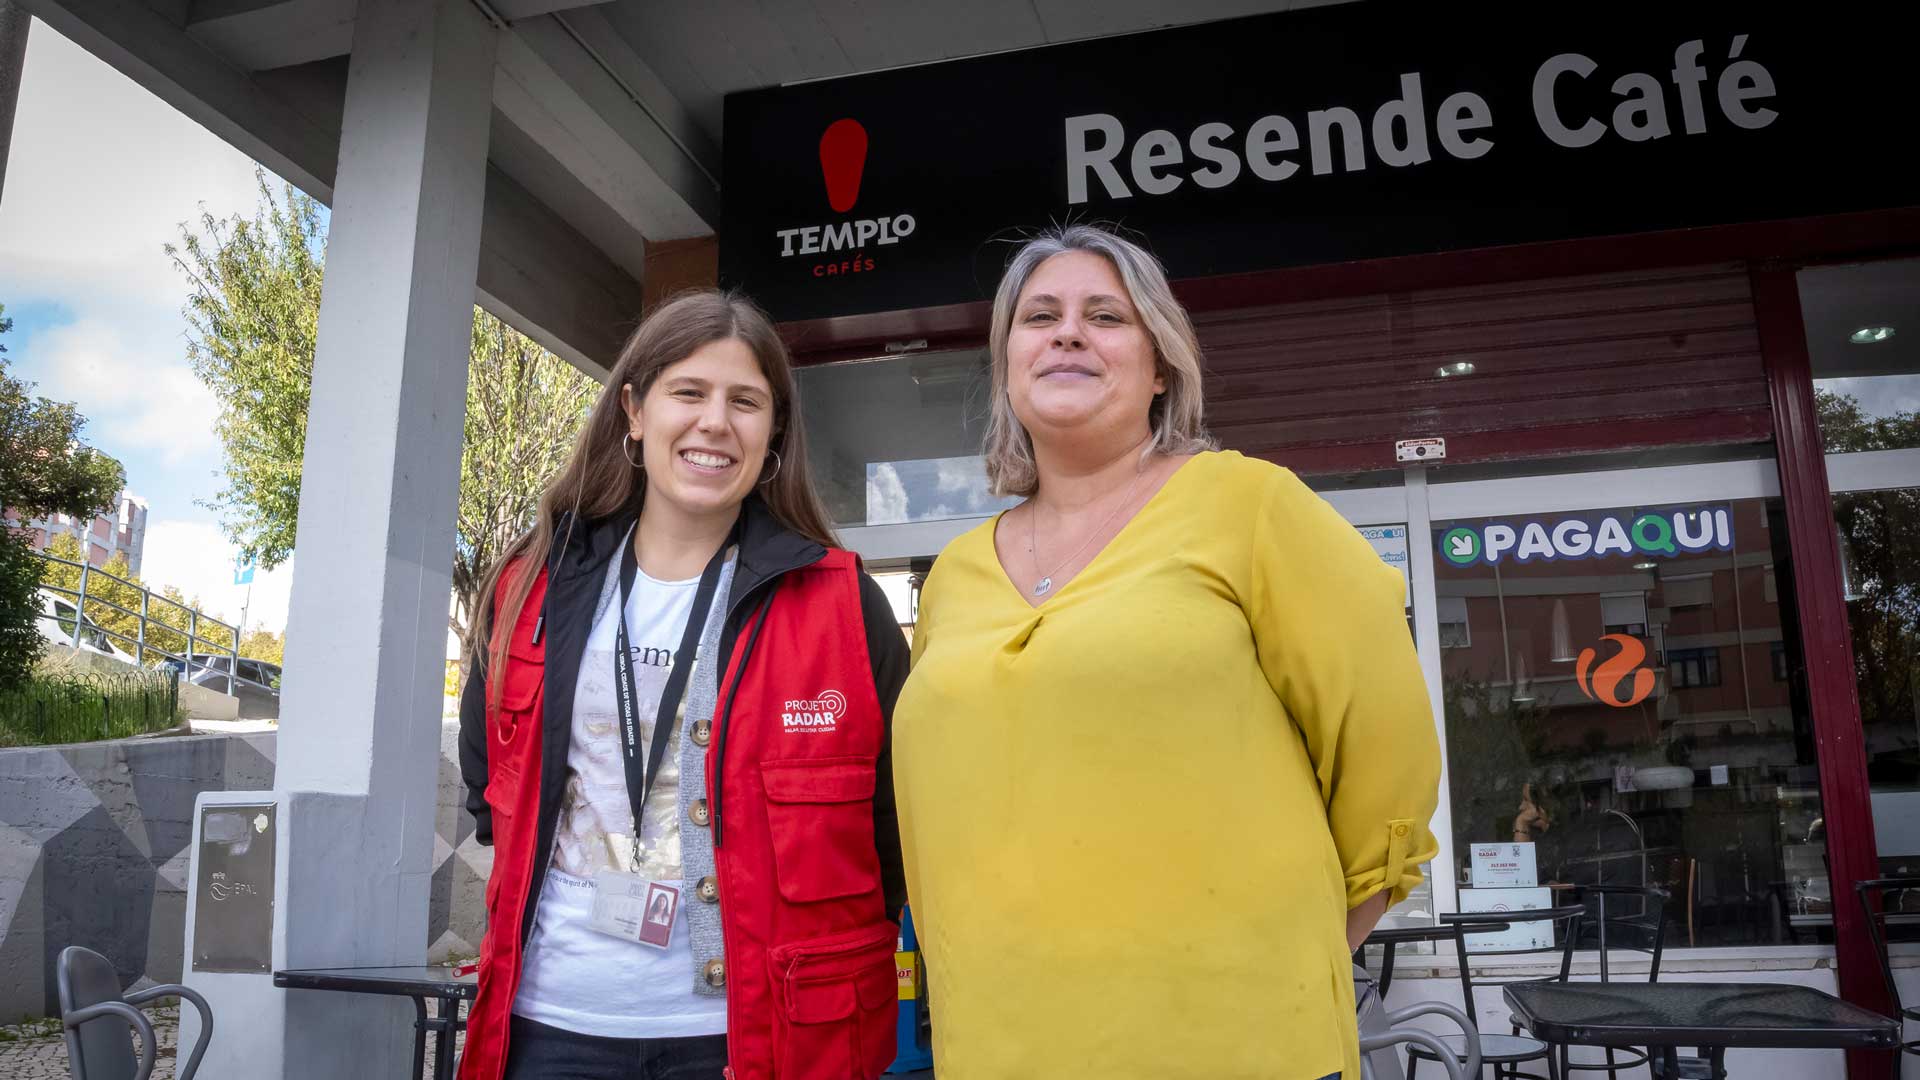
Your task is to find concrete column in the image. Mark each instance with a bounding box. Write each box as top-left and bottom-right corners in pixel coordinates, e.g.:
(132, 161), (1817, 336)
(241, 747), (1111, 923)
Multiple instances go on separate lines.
(0, 0), (29, 204)
(180, 0), (495, 1074)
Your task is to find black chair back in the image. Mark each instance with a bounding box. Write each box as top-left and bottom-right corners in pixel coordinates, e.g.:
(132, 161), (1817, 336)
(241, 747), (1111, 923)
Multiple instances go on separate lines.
(1579, 884), (1668, 984)
(58, 947), (142, 1080)
(1442, 904), (1587, 1015)
(57, 946), (211, 1080)
(1856, 876), (1920, 1018)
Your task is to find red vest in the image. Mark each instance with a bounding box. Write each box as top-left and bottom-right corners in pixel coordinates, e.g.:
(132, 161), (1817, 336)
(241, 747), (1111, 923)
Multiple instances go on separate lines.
(460, 549), (897, 1080)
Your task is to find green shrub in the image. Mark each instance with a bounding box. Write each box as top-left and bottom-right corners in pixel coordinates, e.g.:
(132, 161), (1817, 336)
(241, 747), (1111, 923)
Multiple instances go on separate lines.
(0, 668), (183, 747)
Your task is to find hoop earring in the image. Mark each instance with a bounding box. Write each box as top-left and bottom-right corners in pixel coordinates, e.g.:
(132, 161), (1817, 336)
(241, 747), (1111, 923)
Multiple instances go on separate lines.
(622, 433), (644, 470)
(761, 449), (782, 484)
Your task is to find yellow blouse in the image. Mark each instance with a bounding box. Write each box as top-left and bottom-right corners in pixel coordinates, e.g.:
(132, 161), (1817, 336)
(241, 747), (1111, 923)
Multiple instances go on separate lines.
(893, 450), (1441, 1080)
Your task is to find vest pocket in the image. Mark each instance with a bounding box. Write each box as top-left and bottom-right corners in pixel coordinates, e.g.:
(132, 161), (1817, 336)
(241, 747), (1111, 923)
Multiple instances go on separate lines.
(489, 651), (543, 781)
(760, 758), (881, 903)
(767, 923), (899, 1080)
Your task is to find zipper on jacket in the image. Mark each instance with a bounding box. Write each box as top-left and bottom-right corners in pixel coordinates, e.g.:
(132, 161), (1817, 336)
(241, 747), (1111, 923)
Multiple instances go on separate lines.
(712, 585), (777, 848)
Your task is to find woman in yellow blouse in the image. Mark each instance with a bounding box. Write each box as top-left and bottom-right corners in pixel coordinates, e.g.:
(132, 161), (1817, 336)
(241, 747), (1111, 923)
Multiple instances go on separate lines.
(892, 224), (1442, 1080)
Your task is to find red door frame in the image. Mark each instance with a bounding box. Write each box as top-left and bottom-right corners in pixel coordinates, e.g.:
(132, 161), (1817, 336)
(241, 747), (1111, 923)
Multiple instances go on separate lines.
(1752, 266), (1890, 1080)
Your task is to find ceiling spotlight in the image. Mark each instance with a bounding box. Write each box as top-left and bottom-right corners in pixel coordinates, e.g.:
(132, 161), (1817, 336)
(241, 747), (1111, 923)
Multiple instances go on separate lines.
(1633, 561), (1658, 570)
(1436, 360), (1477, 378)
(1850, 326), (1896, 344)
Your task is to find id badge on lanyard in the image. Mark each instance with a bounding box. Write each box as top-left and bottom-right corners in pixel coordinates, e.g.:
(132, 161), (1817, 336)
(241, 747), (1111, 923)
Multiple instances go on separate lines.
(587, 527), (730, 949)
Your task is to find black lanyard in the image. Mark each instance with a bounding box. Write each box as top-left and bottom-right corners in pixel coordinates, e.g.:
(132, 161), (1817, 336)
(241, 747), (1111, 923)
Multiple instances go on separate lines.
(612, 528), (731, 836)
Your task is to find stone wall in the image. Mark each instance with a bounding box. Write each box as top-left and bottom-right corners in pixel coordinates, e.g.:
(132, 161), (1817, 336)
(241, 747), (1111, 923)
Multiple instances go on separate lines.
(0, 722), (490, 1020)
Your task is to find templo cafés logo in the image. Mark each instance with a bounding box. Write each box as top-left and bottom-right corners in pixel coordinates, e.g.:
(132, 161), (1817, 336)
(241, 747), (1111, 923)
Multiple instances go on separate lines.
(1575, 634), (1655, 708)
(775, 119), (917, 278)
(782, 690), (846, 733)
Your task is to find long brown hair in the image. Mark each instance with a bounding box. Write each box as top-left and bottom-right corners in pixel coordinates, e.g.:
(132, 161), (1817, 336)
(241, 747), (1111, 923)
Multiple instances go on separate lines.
(479, 290), (836, 699)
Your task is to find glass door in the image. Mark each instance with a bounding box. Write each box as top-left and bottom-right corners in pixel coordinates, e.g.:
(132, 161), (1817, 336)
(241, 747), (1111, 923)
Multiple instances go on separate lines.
(1419, 456), (1838, 953)
(1801, 257), (1920, 942)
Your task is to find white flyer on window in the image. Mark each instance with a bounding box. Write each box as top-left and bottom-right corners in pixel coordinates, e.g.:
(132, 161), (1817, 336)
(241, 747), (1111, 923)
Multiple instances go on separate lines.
(1359, 525), (1411, 608)
(1469, 842), (1538, 888)
(1458, 887), (1555, 951)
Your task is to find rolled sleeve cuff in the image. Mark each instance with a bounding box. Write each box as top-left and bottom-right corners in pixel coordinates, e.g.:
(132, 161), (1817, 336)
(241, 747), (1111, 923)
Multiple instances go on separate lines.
(1344, 816), (1437, 910)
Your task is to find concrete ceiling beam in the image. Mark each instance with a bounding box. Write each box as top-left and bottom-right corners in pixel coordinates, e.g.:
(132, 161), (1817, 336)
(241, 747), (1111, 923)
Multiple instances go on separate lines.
(19, 0), (337, 197)
(184, 0), (353, 71)
(494, 10), (715, 241)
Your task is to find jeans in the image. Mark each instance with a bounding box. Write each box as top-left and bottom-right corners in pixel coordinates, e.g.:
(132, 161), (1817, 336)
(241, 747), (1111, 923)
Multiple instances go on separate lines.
(503, 1015), (728, 1080)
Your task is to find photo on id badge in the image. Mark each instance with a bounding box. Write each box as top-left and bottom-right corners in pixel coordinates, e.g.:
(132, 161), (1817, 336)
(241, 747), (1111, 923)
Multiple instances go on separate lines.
(640, 881), (678, 948)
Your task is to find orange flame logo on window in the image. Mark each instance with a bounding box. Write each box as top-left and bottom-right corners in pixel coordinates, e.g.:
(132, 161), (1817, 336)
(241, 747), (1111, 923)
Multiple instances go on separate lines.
(1575, 634), (1656, 707)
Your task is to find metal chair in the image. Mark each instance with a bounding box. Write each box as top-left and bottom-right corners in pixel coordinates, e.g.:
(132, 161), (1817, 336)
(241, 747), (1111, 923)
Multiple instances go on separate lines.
(1856, 877), (1920, 1071)
(58, 946), (213, 1080)
(1554, 884), (1668, 1079)
(1356, 963), (1483, 1080)
(1407, 904), (1586, 1080)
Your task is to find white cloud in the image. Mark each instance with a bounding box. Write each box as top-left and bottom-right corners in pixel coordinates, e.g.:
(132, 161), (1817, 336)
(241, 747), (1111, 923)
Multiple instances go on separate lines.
(935, 456), (996, 512)
(1820, 375), (1920, 421)
(865, 463), (910, 525)
(31, 317), (221, 466)
(140, 520), (294, 635)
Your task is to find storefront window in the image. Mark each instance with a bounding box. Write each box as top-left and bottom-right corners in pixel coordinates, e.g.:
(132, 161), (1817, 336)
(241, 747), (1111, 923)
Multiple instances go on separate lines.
(1800, 258), (1920, 453)
(794, 349), (1018, 528)
(1434, 498), (1824, 947)
(1834, 489), (1920, 903)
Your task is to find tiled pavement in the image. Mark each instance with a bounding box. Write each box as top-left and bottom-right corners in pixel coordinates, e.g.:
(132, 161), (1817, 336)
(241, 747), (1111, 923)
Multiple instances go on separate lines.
(0, 1008), (471, 1079)
(0, 1006), (178, 1079)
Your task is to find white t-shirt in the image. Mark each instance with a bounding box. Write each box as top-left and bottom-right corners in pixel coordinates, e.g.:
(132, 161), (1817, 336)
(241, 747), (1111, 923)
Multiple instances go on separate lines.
(511, 558), (728, 1037)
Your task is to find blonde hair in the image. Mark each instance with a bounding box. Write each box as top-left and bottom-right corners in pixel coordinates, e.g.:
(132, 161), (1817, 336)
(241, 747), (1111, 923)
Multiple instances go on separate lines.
(983, 224), (1215, 497)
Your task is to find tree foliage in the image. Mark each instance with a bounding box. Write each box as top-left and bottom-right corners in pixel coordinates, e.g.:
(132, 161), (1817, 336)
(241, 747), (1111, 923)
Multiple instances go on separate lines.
(171, 175), (597, 665)
(455, 315), (596, 658)
(167, 174), (324, 569)
(1819, 388), (1920, 786)
(239, 629), (284, 666)
(1, 307), (126, 690)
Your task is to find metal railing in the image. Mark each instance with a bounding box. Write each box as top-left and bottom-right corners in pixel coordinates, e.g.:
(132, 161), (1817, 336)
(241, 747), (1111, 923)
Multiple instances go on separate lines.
(33, 551), (272, 699)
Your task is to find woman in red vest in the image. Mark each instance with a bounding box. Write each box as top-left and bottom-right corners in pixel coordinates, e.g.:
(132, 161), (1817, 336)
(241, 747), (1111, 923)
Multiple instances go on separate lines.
(457, 290), (907, 1080)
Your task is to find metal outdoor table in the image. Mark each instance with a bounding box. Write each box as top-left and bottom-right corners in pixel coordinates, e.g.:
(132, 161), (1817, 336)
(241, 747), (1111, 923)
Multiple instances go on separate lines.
(1358, 919), (1509, 998)
(274, 965), (476, 1080)
(1504, 981), (1899, 1079)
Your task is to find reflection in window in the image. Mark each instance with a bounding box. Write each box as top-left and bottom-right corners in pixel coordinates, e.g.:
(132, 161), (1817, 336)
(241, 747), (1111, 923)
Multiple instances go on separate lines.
(1800, 258), (1920, 454)
(1438, 595), (1471, 649)
(1834, 488), (1920, 897)
(1435, 498), (1821, 947)
(796, 349), (1020, 528)
(865, 455), (1017, 525)
(1668, 647), (1722, 689)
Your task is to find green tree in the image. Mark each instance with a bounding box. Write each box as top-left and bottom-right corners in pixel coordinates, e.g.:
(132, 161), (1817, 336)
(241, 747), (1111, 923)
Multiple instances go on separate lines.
(168, 174), (324, 569)
(1820, 388), (1920, 786)
(172, 178), (597, 665)
(1, 309), (126, 690)
(455, 314), (596, 660)
(239, 628), (284, 666)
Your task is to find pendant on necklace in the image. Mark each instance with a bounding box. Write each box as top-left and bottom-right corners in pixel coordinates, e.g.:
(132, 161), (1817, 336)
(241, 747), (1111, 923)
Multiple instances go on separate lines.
(1033, 576), (1053, 597)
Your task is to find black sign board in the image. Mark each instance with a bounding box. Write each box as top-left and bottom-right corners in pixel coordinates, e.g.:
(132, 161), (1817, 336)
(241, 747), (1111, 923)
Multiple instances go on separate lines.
(721, 2), (1918, 323)
(192, 803), (276, 974)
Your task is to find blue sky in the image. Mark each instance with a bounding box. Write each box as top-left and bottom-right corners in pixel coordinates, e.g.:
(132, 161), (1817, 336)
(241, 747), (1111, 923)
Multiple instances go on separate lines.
(0, 19), (298, 631)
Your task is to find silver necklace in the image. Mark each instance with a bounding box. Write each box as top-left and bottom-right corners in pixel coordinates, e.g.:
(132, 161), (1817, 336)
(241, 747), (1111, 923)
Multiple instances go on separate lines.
(1028, 466), (1148, 597)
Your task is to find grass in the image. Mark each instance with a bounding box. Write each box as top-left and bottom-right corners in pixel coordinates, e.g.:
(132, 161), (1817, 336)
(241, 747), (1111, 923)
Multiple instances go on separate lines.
(0, 667), (183, 747)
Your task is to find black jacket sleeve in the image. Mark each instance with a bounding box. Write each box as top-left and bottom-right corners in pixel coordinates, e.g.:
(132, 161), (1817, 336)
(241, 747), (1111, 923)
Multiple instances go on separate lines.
(859, 571), (911, 924)
(457, 607), (494, 847)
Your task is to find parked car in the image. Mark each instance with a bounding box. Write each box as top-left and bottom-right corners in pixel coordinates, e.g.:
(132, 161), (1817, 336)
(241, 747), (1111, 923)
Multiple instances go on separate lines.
(34, 588), (138, 664)
(164, 652), (282, 719)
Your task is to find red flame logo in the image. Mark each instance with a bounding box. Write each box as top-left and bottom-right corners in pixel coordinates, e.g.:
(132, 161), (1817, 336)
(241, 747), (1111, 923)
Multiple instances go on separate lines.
(1576, 634), (1655, 708)
(819, 119), (868, 213)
